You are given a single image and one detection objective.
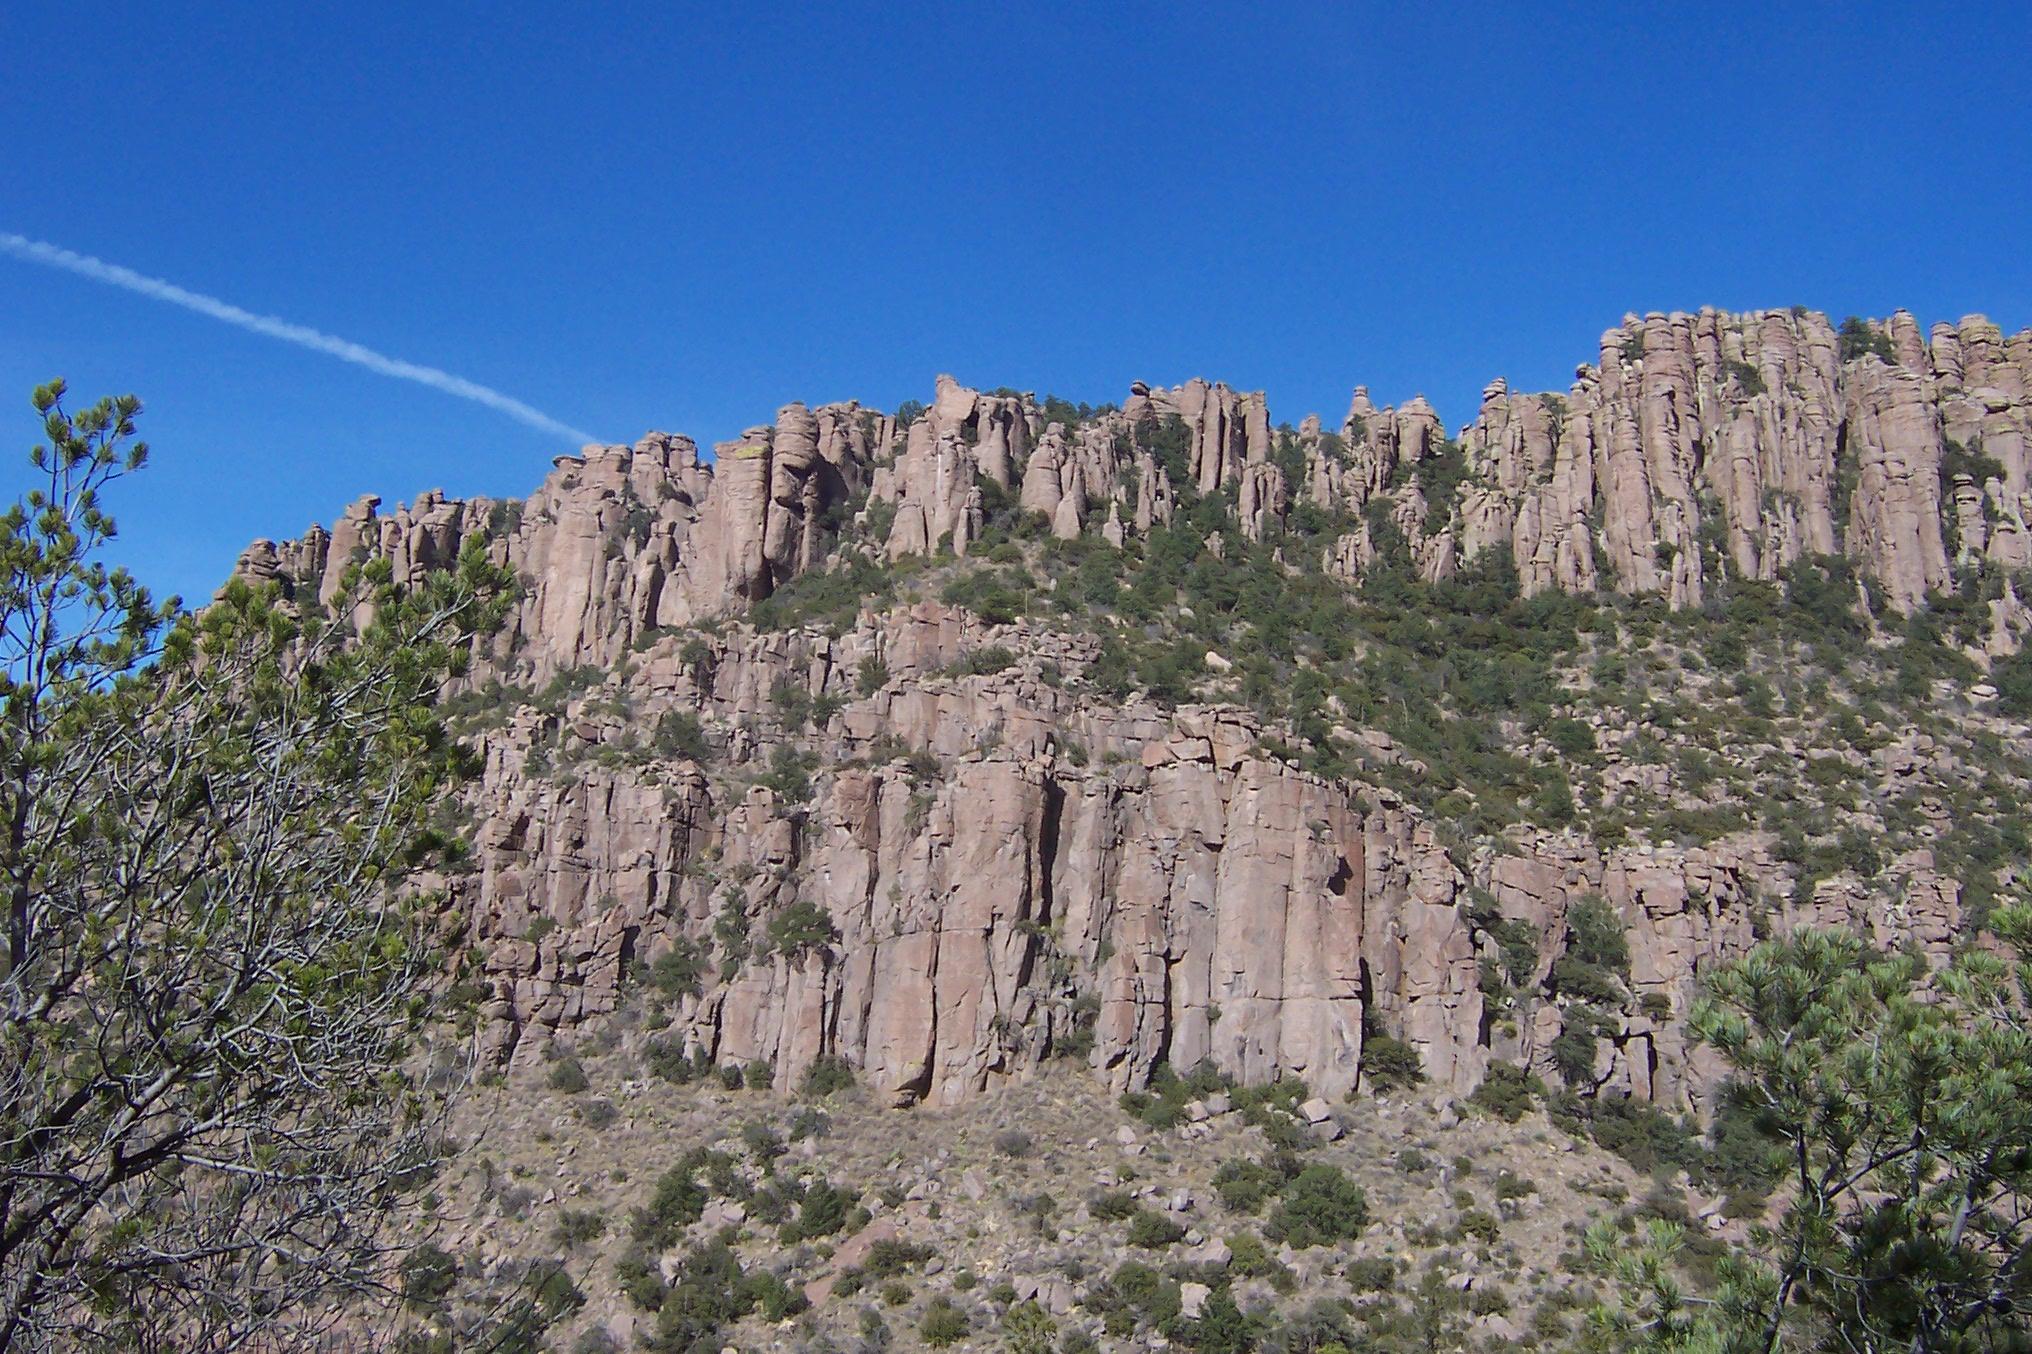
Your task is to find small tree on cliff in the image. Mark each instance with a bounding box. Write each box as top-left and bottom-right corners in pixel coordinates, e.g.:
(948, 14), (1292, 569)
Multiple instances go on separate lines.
(0, 383), (510, 1350)
(1591, 918), (2032, 1352)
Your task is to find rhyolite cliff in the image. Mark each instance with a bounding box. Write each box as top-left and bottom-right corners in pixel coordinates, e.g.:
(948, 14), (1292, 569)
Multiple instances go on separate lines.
(234, 306), (2029, 1116)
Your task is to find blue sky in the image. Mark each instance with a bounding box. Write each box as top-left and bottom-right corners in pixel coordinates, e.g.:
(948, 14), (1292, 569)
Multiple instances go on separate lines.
(3, 2), (2028, 605)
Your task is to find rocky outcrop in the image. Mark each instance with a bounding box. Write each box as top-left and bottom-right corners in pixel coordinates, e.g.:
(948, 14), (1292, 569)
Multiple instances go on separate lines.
(246, 308), (2032, 655)
(233, 305), (2029, 1116)
(1844, 359), (1952, 608)
(430, 605), (1492, 1107)
(417, 594), (1978, 1116)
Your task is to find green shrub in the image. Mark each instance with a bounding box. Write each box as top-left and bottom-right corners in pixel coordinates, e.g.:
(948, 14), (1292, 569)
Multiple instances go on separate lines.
(1265, 1164), (1368, 1248)
(631, 1154), (712, 1249)
(1723, 357), (1767, 396)
(920, 1296), (971, 1346)
(647, 938), (706, 1000)
(546, 1056), (589, 1095)
(765, 900), (837, 959)
(1360, 1033), (1424, 1092)
(861, 1238), (935, 1278)
(1345, 1256), (1397, 1293)
(1469, 1062), (1541, 1122)
(956, 644), (1017, 675)
(781, 1177), (849, 1242)
(1089, 1191), (1137, 1221)
(1087, 1261), (1181, 1337)
(1002, 1300), (1057, 1354)
(1212, 1156), (1286, 1214)
(1837, 316), (1896, 363)
(801, 1055), (855, 1097)
(641, 1241), (759, 1352)
(757, 744), (818, 803)
(1456, 1207), (1500, 1242)
(399, 1243), (459, 1309)
(551, 1208), (606, 1248)
(644, 1036), (708, 1085)
(1126, 1208), (1185, 1248)
(652, 709), (708, 761)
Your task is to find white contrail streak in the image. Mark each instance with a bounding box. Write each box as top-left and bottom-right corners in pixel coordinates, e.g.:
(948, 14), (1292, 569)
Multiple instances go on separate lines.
(1, 232), (599, 445)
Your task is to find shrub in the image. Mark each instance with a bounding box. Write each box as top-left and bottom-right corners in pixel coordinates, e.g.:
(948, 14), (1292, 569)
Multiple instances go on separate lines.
(1360, 1033), (1424, 1093)
(552, 1208), (606, 1248)
(1723, 357), (1767, 396)
(957, 645), (1017, 675)
(1837, 316), (1896, 363)
(1227, 1230), (1296, 1292)
(1993, 645), (2032, 717)
(782, 1178), (849, 1243)
(1089, 1191), (1137, 1221)
(614, 1249), (665, 1311)
(920, 1296), (971, 1346)
(647, 938), (706, 1000)
(1002, 1300), (1058, 1354)
(399, 1243), (458, 1309)
(1266, 1164), (1368, 1248)
(1551, 1009), (1606, 1087)
(765, 900), (837, 959)
(1087, 1261), (1181, 1337)
(856, 655), (889, 694)
(642, 1240), (754, 1352)
(644, 1036), (707, 1085)
(1576, 1093), (1706, 1177)
(861, 1238), (935, 1278)
(740, 1122), (784, 1161)
(1212, 1156), (1286, 1213)
(1126, 1208), (1186, 1248)
(757, 744), (818, 803)
(652, 709), (709, 761)
(992, 1128), (1034, 1158)
(801, 1055), (855, 1097)
(546, 1056), (589, 1095)
(1469, 1061), (1542, 1122)
(1345, 1256), (1397, 1293)
(632, 1155), (710, 1249)
(744, 1268), (806, 1322)
(1456, 1208), (1500, 1242)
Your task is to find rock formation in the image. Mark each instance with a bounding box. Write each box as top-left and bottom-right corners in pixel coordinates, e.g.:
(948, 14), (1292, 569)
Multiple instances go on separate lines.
(233, 305), (2028, 1115)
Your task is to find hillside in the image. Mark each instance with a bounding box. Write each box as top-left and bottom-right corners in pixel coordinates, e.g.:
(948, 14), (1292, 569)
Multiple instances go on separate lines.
(235, 305), (2032, 1350)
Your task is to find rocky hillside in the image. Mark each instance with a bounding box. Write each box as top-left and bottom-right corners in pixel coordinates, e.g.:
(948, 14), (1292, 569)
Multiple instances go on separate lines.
(235, 305), (2032, 1128)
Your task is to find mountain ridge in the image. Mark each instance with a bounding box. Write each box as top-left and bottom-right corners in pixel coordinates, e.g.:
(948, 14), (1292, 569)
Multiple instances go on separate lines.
(226, 303), (2031, 1119)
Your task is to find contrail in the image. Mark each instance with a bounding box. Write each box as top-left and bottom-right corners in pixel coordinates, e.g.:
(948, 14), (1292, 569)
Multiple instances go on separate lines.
(1, 232), (599, 445)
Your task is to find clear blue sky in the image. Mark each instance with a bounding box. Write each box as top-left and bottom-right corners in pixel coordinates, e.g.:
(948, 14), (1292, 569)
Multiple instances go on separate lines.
(3, 2), (2028, 606)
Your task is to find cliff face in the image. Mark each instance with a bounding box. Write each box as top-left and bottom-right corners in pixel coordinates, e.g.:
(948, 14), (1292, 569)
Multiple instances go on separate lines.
(235, 306), (2017, 1113)
(428, 610), (1481, 1108)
